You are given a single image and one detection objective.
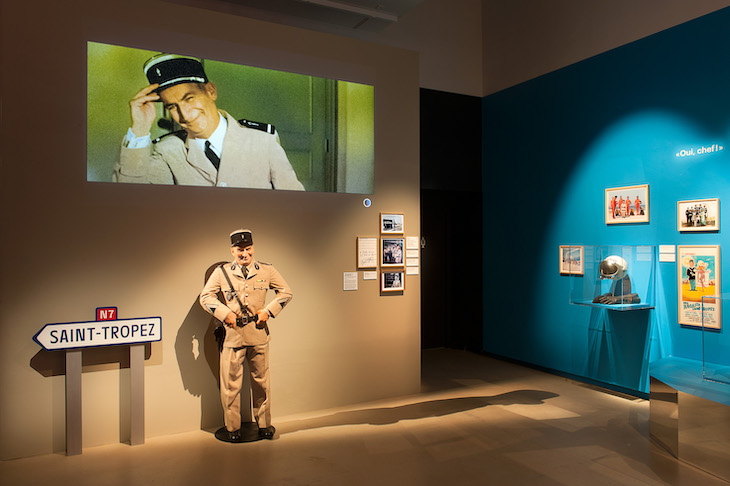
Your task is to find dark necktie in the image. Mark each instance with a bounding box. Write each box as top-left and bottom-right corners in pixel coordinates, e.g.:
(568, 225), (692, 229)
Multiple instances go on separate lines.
(204, 140), (220, 170)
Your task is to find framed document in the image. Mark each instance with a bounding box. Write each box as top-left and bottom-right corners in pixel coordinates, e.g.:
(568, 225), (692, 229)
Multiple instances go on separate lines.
(357, 237), (378, 269)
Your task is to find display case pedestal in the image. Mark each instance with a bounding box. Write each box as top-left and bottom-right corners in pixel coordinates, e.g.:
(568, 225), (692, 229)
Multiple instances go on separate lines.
(650, 358), (730, 482)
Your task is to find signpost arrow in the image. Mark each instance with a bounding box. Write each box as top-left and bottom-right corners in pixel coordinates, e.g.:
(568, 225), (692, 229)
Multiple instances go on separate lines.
(33, 317), (162, 351)
(34, 309), (160, 455)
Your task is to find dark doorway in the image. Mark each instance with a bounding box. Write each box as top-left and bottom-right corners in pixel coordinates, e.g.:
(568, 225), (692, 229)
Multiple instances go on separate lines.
(420, 88), (483, 351)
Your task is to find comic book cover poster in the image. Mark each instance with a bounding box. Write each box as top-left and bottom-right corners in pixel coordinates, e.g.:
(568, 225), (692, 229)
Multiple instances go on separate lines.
(678, 245), (721, 329)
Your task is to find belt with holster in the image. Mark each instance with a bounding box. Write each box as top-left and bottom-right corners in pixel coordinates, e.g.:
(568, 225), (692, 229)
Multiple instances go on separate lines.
(235, 314), (258, 327)
(219, 264), (269, 335)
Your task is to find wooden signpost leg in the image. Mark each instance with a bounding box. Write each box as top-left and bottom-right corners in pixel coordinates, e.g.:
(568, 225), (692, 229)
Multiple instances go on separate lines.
(129, 344), (145, 446)
(65, 350), (82, 456)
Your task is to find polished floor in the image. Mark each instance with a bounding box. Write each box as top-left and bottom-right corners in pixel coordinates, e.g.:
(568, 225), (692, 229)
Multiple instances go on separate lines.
(2, 349), (728, 485)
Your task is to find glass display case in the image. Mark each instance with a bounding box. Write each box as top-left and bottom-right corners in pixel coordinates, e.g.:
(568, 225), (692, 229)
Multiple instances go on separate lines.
(570, 245), (656, 310)
(702, 292), (730, 385)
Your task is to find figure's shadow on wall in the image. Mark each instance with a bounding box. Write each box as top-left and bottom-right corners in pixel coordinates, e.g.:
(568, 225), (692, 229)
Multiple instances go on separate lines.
(279, 389), (558, 435)
(174, 261), (228, 431)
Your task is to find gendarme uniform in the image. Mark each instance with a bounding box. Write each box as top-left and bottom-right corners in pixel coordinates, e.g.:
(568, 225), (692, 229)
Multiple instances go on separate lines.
(115, 110), (304, 189)
(199, 230), (293, 437)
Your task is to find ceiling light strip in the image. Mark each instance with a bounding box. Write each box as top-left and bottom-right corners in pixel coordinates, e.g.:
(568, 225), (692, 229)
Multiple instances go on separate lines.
(298, 0), (398, 22)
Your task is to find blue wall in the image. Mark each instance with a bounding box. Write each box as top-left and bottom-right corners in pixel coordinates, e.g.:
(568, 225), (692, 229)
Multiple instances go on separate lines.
(482, 7), (730, 394)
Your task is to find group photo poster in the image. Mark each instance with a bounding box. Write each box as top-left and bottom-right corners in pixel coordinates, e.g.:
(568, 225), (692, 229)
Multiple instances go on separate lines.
(605, 184), (649, 224)
(677, 245), (721, 329)
(677, 198), (720, 232)
(381, 237), (405, 267)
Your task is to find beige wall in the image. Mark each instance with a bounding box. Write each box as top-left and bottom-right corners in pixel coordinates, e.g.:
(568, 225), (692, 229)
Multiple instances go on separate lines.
(152, 1), (730, 99)
(375, 0), (484, 97)
(482, 0), (730, 95)
(0, 0), (420, 458)
(287, 0), (730, 97)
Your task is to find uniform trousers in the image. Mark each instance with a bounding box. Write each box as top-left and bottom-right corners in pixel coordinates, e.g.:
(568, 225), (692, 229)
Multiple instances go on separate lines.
(219, 344), (270, 432)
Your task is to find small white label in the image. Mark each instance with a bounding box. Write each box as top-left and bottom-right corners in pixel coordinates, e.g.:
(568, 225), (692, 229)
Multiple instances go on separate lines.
(659, 253), (676, 263)
(406, 236), (420, 250)
(343, 272), (358, 291)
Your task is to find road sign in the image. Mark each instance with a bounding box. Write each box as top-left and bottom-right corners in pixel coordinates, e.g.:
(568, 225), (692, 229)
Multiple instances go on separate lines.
(96, 307), (117, 321)
(34, 317), (162, 351)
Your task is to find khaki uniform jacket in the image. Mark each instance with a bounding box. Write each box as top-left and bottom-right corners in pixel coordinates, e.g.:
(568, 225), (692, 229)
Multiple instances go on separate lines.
(114, 111), (305, 190)
(200, 260), (293, 347)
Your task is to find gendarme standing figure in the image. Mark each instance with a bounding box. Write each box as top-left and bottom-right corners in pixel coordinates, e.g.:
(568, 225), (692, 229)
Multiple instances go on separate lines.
(200, 229), (293, 441)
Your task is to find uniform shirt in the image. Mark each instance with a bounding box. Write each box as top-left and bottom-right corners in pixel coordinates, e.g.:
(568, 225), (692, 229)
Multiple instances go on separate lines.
(115, 111), (305, 190)
(200, 259), (293, 347)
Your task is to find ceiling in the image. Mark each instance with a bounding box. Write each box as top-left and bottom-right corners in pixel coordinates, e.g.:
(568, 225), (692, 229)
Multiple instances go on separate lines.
(187, 0), (424, 34)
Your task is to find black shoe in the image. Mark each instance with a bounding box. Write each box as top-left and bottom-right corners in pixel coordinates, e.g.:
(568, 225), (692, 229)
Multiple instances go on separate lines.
(259, 426), (276, 440)
(228, 429), (242, 442)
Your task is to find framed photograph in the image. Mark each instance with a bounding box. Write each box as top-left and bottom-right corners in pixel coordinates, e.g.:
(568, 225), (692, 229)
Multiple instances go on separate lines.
(559, 245), (584, 275)
(380, 213), (404, 234)
(677, 198), (719, 232)
(677, 245), (721, 329)
(605, 184), (649, 224)
(357, 237), (378, 269)
(381, 237), (405, 267)
(381, 270), (405, 292)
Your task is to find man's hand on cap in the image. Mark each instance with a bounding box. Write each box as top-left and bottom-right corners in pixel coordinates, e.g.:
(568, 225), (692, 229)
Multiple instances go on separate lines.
(130, 84), (160, 138)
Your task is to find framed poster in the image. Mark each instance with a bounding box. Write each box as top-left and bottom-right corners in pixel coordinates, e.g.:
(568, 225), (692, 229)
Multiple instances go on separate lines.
(677, 245), (721, 329)
(380, 213), (404, 234)
(381, 270), (405, 292)
(677, 198), (719, 232)
(559, 245), (584, 275)
(357, 237), (378, 269)
(605, 184), (649, 224)
(381, 237), (405, 267)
